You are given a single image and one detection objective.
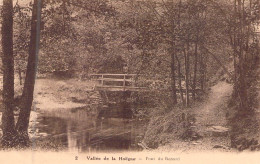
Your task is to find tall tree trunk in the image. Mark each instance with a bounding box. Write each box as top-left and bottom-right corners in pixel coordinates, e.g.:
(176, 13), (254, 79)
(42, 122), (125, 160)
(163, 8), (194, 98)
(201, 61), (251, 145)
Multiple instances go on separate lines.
(199, 51), (203, 90)
(176, 54), (184, 105)
(199, 51), (208, 91)
(192, 38), (198, 100)
(184, 8), (191, 107)
(192, 11), (200, 100)
(1, 0), (16, 147)
(170, 47), (177, 104)
(236, 0), (248, 112)
(184, 46), (190, 107)
(232, 0), (238, 97)
(16, 0), (42, 138)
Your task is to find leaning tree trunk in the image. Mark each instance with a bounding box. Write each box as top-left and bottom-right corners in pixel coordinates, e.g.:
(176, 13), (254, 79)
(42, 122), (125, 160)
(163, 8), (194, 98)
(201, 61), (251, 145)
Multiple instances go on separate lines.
(1, 0), (16, 147)
(16, 0), (42, 141)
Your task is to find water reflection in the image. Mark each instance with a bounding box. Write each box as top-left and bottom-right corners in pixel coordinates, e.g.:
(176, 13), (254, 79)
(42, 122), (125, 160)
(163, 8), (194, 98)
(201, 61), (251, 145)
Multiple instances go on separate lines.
(34, 102), (144, 152)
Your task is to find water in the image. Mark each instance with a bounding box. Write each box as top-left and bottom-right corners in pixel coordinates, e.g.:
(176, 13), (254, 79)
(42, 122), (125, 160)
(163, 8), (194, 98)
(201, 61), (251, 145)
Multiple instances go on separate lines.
(31, 102), (146, 152)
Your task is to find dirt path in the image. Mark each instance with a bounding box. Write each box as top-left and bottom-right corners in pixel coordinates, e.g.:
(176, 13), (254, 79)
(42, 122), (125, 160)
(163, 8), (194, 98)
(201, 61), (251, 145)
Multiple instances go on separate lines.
(158, 81), (233, 153)
(194, 82), (232, 133)
(192, 81), (233, 150)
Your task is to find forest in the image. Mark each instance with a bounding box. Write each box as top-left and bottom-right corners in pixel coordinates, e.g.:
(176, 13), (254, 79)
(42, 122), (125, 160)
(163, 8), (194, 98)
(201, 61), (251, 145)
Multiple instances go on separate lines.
(0, 0), (260, 152)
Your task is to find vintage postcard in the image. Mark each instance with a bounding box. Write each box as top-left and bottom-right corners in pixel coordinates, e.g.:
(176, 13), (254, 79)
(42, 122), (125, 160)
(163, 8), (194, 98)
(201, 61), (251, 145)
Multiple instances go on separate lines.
(0, 0), (260, 163)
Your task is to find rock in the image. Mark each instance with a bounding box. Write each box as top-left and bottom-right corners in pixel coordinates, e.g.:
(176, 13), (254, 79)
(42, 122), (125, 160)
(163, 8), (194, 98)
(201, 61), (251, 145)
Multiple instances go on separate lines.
(210, 126), (229, 132)
(191, 133), (203, 141)
(137, 141), (152, 150)
(192, 141), (202, 145)
(39, 133), (48, 137)
(181, 129), (203, 141)
(213, 145), (230, 149)
(208, 126), (229, 137)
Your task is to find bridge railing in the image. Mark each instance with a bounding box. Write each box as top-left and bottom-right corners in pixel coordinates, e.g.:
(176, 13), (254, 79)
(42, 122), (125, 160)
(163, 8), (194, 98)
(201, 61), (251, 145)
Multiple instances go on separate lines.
(90, 74), (140, 91)
(90, 74), (201, 92)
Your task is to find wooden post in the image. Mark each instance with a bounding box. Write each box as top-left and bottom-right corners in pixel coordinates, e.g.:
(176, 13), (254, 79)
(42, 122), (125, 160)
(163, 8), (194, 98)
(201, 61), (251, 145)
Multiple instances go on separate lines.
(123, 75), (126, 91)
(131, 75), (135, 87)
(101, 74), (104, 86)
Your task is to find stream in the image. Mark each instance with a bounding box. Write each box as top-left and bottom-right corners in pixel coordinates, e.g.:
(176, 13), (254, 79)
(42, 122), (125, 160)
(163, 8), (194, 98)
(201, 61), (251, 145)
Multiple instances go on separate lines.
(30, 101), (146, 152)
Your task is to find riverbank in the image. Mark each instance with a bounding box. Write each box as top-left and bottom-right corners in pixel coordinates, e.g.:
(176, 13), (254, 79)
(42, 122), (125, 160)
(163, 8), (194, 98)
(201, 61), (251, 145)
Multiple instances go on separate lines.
(34, 78), (97, 111)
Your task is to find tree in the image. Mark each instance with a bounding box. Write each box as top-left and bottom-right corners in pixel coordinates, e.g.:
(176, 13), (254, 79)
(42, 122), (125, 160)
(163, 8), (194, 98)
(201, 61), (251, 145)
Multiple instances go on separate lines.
(229, 0), (260, 114)
(1, 0), (42, 147)
(15, 0), (42, 143)
(1, 0), (16, 147)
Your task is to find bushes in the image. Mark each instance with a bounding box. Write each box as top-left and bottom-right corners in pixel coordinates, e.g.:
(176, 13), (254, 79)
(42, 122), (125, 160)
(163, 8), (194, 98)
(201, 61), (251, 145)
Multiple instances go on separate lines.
(142, 106), (190, 149)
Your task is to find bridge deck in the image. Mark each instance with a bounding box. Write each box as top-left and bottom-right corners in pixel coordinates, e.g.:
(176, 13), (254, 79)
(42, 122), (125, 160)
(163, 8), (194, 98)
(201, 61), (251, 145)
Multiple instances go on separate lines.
(94, 85), (146, 92)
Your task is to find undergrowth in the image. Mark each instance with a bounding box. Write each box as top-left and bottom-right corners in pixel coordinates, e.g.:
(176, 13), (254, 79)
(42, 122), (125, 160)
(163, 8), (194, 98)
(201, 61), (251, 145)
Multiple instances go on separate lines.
(227, 56), (260, 151)
(141, 104), (197, 149)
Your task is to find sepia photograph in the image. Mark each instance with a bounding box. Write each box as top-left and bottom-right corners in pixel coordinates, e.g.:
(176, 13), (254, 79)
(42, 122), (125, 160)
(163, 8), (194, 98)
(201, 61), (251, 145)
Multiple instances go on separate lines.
(0, 0), (260, 163)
